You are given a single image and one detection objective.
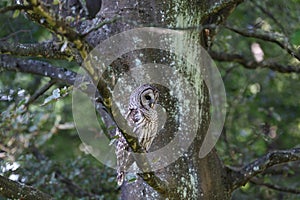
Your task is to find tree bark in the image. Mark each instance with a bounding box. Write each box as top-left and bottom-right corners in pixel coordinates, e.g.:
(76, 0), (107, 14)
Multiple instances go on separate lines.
(0, 175), (52, 200)
(93, 0), (241, 199)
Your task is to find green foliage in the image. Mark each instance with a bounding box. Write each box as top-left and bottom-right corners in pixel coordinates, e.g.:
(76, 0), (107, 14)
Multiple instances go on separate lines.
(0, 72), (119, 198)
(0, 3), (52, 43)
(214, 1), (300, 199)
(1, 154), (118, 199)
(0, 10), (118, 196)
(291, 29), (300, 46)
(1, 0), (300, 199)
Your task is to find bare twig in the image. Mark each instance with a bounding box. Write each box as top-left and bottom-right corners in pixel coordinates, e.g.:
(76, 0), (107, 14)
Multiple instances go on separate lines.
(0, 5), (32, 14)
(224, 25), (300, 61)
(55, 170), (99, 198)
(201, 0), (244, 19)
(29, 146), (102, 198)
(250, 0), (286, 34)
(0, 30), (32, 41)
(250, 178), (300, 194)
(81, 15), (121, 36)
(209, 50), (300, 73)
(25, 79), (56, 107)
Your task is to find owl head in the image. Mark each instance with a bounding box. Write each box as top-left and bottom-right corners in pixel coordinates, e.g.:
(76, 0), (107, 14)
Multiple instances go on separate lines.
(140, 85), (159, 110)
(129, 84), (159, 111)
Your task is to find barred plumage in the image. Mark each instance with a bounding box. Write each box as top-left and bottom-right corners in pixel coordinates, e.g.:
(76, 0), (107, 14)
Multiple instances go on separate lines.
(116, 84), (159, 186)
(127, 85), (159, 151)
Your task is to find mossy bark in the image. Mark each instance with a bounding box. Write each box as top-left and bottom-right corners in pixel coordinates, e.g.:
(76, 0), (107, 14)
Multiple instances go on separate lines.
(95, 0), (239, 199)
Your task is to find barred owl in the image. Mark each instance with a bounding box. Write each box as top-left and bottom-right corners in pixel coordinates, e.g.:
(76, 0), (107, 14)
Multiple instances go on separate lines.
(116, 84), (159, 186)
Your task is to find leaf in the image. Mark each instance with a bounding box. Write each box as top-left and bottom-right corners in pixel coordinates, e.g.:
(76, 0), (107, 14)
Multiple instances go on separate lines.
(109, 138), (116, 146)
(41, 87), (72, 106)
(107, 126), (117, 131)
(52, 0), (60, 5)
(291, 29), (300, 46)
(41, 88), (61, 106)
(12, 10), (20, 18)
(17, 99), (26, 107)
(127, 176), (137, 183)
(109, 135), (120, 146)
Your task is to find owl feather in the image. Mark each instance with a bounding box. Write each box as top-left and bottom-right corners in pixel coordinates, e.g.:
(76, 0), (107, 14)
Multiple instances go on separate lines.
(115, 84), (159, 186)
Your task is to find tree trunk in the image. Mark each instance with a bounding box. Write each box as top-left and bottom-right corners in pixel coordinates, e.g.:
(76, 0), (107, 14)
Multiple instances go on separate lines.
(90, 0), (239, 199)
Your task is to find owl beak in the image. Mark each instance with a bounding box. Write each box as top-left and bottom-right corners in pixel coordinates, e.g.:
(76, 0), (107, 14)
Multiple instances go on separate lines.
(150, 102), (155, 108)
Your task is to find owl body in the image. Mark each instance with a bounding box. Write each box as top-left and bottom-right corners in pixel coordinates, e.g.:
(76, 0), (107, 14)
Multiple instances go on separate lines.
(116, 84), (159, 186)
(126, 84), (159, 151)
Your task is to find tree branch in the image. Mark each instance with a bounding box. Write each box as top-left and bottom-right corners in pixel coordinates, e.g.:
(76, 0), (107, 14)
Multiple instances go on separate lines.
(0, 4), (32, 14)
(224, 24), (300, 61)
(250, 0), (286, 34)
(0, 54), (98, 102)
(29, 145), (103, 198)
(25, 0), (90, 60)
(54, 170), (100, 198)
(0, 54), (78, 85)
(202, 0), (244, 19)
(24, 0), (110, 99)
(228, 148), (300, 191)
(25, 79), (56, 107)
(0, 54), (102, 105)
(209, 50), (300, 73)
(0, 174), (52, 200)
(250, 178), (300, 194)
(0, 40), (82, 63)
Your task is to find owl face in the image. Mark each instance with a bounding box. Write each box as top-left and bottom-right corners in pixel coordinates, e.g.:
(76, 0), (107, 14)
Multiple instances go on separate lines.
(127, 84), (159, 126)
(140, 87), (159, 110)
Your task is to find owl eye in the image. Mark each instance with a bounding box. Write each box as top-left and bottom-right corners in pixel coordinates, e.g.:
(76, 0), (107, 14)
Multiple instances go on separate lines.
(144, 94), (152, 101)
